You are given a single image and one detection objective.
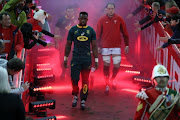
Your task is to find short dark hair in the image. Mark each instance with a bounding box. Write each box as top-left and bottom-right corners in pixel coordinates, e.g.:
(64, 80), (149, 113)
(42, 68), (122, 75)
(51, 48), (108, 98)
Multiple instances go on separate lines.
(7, 58), (25, 71)
(26, 0), (32, 4)
(0, 12), (11, 20)
(66, 6), (74, 11)
(79, 11), (88, 17)
(106, 3), (115, 8)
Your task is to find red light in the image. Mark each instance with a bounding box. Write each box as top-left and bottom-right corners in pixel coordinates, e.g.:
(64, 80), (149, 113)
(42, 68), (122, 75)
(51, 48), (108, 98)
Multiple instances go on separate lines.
(36, 68), (52, 71)
(120, 64), (133, 67)
(37, 75), (53, 79)
(122, 89), (139, 93)
(37, 63), (50, 66)
(33, 86), (52, 92)
(38, 48), (55, 51)
(134, 77), (151, 83)
(126, 70), (140, 74)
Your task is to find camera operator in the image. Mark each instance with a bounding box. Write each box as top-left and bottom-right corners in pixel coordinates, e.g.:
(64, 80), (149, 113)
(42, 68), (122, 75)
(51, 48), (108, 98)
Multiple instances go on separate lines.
(21, 23), (53, 49)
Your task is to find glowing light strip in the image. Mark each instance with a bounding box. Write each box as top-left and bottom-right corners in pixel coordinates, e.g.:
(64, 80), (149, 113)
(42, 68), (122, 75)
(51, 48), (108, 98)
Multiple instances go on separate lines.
(38, 48), (55, 51)
(121, 89), (139, 93)
(134, 78), (151, 83)
(120, 64), (133, 67)
(33, 102), (54, 108)
(36, 68), (52, 71)
(36, 63), (50, 66)
(125, 70), (140, 74)
(33, 86), (52, 91)
(37, 75), (53, 79)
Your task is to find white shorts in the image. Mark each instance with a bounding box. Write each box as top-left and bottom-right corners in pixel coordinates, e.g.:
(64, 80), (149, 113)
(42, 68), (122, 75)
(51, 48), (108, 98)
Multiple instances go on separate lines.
(101, 48), (121, 55)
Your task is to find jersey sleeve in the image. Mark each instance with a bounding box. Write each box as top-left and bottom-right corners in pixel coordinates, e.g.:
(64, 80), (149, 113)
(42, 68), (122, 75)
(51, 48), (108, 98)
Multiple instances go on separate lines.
(91, 28), (96, 41)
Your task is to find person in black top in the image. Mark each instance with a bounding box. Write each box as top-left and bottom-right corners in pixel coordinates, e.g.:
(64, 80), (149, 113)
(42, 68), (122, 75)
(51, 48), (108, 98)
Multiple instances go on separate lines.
(55, 6), (77, 79)
(157, 15), (180, 50)
(0, 40), (8, 59)
(0, 66), (25, 120)
(21, 23), (53, 49)
(64, 11), (98, 110)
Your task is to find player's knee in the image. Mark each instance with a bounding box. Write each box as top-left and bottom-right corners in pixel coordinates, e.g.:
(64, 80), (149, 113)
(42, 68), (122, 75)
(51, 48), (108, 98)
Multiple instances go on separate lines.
(102, 56), (110, 64)
(112, 56), (121, 65)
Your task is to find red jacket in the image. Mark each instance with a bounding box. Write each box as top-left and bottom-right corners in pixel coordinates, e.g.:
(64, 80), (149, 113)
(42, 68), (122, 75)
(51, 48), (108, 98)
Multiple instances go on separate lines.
(134, 88), (179, 120)
(27, 18), (42, 32)
(96, 14), (129, 48)
(0, 25), (24, 55)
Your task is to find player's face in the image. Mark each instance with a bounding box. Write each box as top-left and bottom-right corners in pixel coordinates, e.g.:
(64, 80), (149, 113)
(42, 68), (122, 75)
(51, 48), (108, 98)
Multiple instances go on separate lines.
(1, 15), (11, 27)
(78, 14), (88, 26)
(155, 76), (169, 88)
(106, 4), (115, 17)
(66, 8), (74, 18)
(170, 19), (179, 26)
(16, 0), (25, 10)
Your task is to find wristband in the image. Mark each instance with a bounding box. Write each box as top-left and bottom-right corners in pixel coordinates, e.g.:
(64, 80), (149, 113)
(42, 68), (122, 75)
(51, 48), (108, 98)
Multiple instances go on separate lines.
(95, 58), (98, 63)
(64, 56), (68, 61)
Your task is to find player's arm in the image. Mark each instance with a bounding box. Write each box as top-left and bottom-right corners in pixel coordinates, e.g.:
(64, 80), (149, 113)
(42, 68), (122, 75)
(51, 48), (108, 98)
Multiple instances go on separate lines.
(120, 18), (129, 54)
(91, 29), (98, 69)
(64, 28), (73, 68)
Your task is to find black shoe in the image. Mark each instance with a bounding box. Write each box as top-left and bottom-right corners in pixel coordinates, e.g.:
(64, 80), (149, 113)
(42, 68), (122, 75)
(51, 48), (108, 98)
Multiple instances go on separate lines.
(80, 100), (86, 110)
(72, 96), (78, 107)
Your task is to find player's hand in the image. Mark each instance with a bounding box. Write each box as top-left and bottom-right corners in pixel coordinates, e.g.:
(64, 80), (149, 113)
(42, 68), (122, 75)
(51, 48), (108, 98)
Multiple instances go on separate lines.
(159, 37), (168, 42)
(134, 21), (140, 27)
(22, 81), (30, 92)
(95, 62), (99, 70)
(134, 27), (141, 32)
(54, 35), (63, 40)
(64, 60), (68, 68)
(126, 14), (133, 19)
(40, 36), (46, 41)
(47, 42), (54, 47)
(124, 46), (129, 54)
(156, 46), (162, 51)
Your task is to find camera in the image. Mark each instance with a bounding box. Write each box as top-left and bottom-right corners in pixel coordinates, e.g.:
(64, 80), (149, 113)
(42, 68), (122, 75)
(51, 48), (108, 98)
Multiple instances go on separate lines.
(32, 31), (39, 36)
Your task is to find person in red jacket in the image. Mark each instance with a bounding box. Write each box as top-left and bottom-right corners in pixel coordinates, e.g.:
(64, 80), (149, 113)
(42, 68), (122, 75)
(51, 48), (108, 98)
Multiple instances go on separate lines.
(27, 9), (61, 40)
(134, 64), (180, 120)
(96, 3), (129, 94)
(0, 12), (24, 59)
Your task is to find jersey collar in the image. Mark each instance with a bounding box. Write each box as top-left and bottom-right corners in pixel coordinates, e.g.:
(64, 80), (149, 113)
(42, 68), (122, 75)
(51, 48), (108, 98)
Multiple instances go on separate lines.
(65, 15), (75, 19)
(77, 24), (88, 28)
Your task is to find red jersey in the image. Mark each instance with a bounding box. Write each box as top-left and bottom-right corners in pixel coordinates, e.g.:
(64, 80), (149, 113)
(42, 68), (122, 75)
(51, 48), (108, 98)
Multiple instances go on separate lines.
(96, 14), (129, 48)
(134, 88), (179, 120)
(0, 25), (24, 55)
(27, 18), (42, 32)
